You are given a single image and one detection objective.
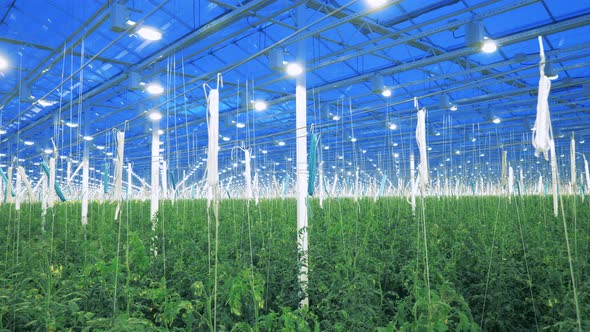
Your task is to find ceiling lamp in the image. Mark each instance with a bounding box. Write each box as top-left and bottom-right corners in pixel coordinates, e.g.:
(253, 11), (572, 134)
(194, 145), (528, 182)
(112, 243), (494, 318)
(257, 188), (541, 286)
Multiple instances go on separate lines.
(388, 123), (397, 130)
(371, 75), (392, 97)
(0, 128), (6, 135)
(544, 62), (559, 80)
(0, 56), (7, 70)
(149, 111), (162, 121)
(37, 99), (57, 107)
(83, 135), (94, 141)
(286, 62), (303, 76)
(367, 0), (387, 8)
(145, 82), (164, 95)
(481, 38), (497, 53)
(24, 140), (35, 146)
(253, 100), (267, 111)
(491, 116), (501, 124)
(466, 21), (497, 53)
(236, 122), (245, 128)
(44, 148), (53, 154)
(65, 121), (79, 128)
(269, 49), (284, 71)
(137, 26), (162, 41)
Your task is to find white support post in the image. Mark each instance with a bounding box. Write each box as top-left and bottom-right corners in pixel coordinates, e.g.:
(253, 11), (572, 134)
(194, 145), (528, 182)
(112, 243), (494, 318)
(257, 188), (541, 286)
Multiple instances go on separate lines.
(127, 162), (132, 199)
(15, 169), (21, 211)
(6, 167), (13, 204)
(48, 158), (56, 208)
(162, 160), (168, 200)
(81, 143), (90, 225)
(410, 154), (416, 216)
(571, 136), (576, 194)
(42, 171), (48, 230)
(550, 140), (559, 217)
(114, 130), (125, 220)
(66, 158), (72, 187)
(295, 3), (309, 309)
(17, 167), (34, 202)
(151, 119), (160, 231)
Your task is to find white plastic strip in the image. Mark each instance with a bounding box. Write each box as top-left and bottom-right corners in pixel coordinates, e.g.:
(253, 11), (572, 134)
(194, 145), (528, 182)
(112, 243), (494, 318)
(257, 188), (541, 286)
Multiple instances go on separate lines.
(410, 154), (416, 216)
(415, 98), (429, 192)
(570, 136), (576, 193)
(532, 36), (556, 160)
(15, 170), (21, 211)
(584, 157), (590, 193)
(244, 149), (252, 199)
(508, 165), (514, 198)
(206, 88), (219, 189)
(17, 167), (34, 202)
(127, 162), (132, 198)
(161, 159), (168, 200)
(114, 130), (125, 220)
(48, 158), (56, 208)
(550, 140), (559, 217)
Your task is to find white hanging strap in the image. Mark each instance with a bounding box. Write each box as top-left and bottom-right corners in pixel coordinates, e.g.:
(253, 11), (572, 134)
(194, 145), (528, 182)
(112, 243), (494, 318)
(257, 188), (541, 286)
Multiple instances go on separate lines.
(415, 97), (429, 192)
(244, 148), (253, 199)
(253, 172), (259, 205)
(205, 84), (220, 190)
(532, 36), (556, 160)
(584, 156), (590, 193)
(550, 140), (559, 217)
(16, 167), (34, 202)
(570, 136), (576, 192)
(15, 169), (21, 210)
(508, 165), (514, 197)
(114, 130), (125, 220)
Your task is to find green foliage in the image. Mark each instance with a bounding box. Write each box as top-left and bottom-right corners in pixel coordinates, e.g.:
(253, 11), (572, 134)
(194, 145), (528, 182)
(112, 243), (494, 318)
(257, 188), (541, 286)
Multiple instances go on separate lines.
(0, 196), (588, 330)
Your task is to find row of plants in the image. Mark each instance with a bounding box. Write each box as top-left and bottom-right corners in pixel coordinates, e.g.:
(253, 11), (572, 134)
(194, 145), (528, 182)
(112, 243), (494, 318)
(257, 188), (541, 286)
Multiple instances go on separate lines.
(0, 195), (588, 331)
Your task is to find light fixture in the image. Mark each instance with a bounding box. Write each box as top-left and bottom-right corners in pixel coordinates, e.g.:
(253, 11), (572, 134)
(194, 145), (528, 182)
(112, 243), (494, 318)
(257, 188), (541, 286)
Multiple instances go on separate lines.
(44, 148), (53, 154)
(0, 56), (7, 70)
(286, 62), (303, 76)
(146, 82), (164, 95)
(24, 140), (35, 146)
(236, 122), (245, 128)
(449, 104), (458, 111)
(544, 62), (559, 80)
(149, 111), (162, 121)
(37, 99), (57, 107)
(106, 152), (114, 156)
(222, 136), (230, 142)
(278, 141), (286, 146)
(137, 26), (162, 41)
(324, 146), (330, 150)
(482, 38), (497, 53)
(157, 129), (164, 135)
(492, 116), (501, 124)
(367, 0), (387, 8)
(65, 121), (79, 128)
(0, 128), (6, 135)
(96, 145), (105, 150)
(83, 135), (94, 141)
(350, 137), (357, 143)
(253, 100), (267, 111)
(332, 114), (340, 121)
(381, 88), (392, 97)
(388, 123), (397, 130)
(393, 153), (399, 158)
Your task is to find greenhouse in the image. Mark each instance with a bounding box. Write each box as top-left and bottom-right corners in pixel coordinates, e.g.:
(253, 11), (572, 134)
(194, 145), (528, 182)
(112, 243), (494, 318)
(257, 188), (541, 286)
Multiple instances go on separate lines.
(0, 0), (589, 330)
